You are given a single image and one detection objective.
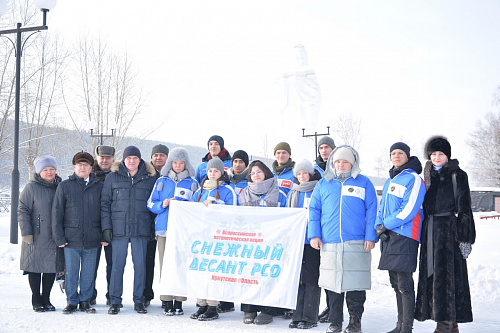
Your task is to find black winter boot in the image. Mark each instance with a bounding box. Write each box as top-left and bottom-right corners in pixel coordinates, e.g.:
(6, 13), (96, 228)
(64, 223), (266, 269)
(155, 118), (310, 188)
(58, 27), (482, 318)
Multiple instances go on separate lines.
(451, 323), (459, 333)
(198, 306), (219, 321)
(190, 305), (208, 319)
(173, 300), (184, 315)
(41, 293), (55, 311)
(163, 301), (174, 316)
(387, 322), (402, 333)
(344, 314), (362, 333)
(32, 294), (45, 312)
(326, 322), (343, 333)
(400, 324), (413, 333)
(434, 322), (452, 333)
(318, 306), (330, 323)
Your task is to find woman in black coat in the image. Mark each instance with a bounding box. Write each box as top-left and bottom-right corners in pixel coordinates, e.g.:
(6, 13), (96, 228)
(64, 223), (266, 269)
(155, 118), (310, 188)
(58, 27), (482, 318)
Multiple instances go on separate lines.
(19, 156), (64, 312)
(415, 136), (476, 333)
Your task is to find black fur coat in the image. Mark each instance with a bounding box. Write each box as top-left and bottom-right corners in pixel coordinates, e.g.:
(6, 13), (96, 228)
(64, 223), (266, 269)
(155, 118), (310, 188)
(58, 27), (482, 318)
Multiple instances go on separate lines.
(415, 159), (475, 323)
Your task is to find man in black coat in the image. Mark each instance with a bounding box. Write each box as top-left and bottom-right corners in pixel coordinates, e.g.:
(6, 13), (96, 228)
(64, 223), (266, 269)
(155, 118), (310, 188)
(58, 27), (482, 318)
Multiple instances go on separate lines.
(101, 146), (157, 315)
(91, 145), (115, 306)
(52, 152), (105, 314)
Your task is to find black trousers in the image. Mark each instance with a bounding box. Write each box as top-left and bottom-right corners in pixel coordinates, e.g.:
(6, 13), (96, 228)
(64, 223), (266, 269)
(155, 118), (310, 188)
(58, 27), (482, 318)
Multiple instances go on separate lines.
(93, 243), (113, 300)
(388, 270), (415, 326)
(241, 303), (282, 316)
(292, 283), (321, 323)
(143, 238), (157, 301)
(327, 289), (366, 324)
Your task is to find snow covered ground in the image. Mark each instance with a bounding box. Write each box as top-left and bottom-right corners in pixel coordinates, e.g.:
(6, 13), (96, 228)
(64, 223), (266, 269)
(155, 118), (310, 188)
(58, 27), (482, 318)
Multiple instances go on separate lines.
(1, 212), (499, 332)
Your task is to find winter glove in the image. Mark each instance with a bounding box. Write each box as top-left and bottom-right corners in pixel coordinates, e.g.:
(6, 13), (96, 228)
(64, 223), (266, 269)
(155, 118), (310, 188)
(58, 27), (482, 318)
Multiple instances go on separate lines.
(375, 224), (390, 242)
(459, 242), (472, 259)
(22, 235), (33, 245)
(102, 229), (113, 243)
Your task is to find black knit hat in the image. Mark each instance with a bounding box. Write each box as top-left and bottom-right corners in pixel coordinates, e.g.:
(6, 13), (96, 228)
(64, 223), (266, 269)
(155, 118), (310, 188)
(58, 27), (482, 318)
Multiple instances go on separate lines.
(232, 150), (249, 167)
(426, 136), (451, 159)
(207, 135), (224, 150)
(390, 142), (410, 159)
(123, 146), (141, 159)
(151, 144), (169, 157)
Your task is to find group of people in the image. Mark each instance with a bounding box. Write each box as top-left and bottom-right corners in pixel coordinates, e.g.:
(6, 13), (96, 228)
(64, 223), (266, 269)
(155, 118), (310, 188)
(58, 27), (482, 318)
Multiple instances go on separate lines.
(18, 134), (475, 333)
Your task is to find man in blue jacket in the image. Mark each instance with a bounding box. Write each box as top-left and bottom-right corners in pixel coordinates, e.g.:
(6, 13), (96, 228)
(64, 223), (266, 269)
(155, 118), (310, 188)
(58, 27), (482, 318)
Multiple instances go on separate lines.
(52, 152), (104, 314)
(272, 142), (295, 195)
(309, 145), (377, 333)
(101, 146), (157, 315)
(375, 142), (425, 333)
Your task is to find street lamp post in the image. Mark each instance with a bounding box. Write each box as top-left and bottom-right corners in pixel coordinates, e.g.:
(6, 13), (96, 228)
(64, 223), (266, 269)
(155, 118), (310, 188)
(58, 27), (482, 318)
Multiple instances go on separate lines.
(88, 120), (117, 145)
(302, 126), (331, 158)
(0, 0), (57, 244)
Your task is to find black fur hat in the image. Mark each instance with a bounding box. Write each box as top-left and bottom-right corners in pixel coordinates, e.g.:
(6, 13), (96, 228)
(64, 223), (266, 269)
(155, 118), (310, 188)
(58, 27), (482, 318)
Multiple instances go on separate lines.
(425, 136), (451, 159)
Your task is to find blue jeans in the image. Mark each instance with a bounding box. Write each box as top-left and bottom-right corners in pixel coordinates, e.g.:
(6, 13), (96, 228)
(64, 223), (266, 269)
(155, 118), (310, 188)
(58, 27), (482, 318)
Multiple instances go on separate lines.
(109, 237), (148, 305)
(64, 247), (98, 306)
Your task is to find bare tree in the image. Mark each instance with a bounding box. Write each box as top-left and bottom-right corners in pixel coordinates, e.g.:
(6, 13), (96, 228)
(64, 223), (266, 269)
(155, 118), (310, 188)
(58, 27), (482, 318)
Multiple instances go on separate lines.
(0, 1), (68, 180)
(467, 110), (500, 186)
(64, 36), (146, 152)
(332, 113), (362, 150)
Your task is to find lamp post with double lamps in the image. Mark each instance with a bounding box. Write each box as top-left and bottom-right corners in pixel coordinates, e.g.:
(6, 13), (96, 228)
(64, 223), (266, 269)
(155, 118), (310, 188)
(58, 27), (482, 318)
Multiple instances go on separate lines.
(0, 0), (57, 244)
(88, 120), (117, 146)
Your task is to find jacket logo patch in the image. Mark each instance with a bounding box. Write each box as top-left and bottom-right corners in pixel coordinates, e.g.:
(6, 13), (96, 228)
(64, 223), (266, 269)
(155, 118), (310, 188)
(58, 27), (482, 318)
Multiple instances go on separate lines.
(180, 190), (185, 195)
(391, 186), (395, 192)
(348, 188), (354, 192)
(279, 180), (293, 188)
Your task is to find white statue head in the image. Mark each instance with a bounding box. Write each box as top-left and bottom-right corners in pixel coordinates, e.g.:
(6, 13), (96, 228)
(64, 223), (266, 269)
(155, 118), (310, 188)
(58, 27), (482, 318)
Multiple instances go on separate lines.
(294, 44), (308, 67)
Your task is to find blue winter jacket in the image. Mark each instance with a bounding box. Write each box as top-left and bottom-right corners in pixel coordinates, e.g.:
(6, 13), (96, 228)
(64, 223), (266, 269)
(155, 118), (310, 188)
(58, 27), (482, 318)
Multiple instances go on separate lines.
(308, 175), (378, 244)
(273, 168), (295, 195)
(195, 151), (232, 184)
(191, 182), (237, 206)
(147, 176), (199, 235)
(237, 190), (288, 207)
(375, 169), (425, 241)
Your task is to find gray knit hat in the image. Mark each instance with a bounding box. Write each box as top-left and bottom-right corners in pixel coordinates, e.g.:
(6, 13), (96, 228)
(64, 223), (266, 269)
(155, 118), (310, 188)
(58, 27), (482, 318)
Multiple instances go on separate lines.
(294, 159), (315, 177)
(318, 136), (336, 152)
(206, 156), (225, 175)
(151, 144), (169, 157)
(332, 147), (356, 165)
(34, 155), (57, 174)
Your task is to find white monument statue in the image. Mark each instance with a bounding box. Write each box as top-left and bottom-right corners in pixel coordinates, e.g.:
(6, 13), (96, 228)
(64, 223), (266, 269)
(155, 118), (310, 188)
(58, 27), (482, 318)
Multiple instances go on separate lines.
(281, 44), (322, 160)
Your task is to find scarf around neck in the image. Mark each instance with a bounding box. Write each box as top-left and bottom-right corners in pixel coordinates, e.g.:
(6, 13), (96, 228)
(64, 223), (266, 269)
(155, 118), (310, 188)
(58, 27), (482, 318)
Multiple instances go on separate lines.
(272, 159), (294, 176)
(168, 169), (190, 183)
(288, 180), (319, 208)
(239, 177), (280, 207)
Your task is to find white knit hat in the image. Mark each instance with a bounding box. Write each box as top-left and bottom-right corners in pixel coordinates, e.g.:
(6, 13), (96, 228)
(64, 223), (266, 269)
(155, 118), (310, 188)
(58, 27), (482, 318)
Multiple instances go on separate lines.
(294, 159), (315, 177)
(332, 147), (355, 165)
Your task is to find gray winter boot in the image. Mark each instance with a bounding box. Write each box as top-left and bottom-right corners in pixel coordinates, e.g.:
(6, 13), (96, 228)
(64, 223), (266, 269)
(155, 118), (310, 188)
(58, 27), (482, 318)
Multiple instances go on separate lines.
(343, 314), (362, 333)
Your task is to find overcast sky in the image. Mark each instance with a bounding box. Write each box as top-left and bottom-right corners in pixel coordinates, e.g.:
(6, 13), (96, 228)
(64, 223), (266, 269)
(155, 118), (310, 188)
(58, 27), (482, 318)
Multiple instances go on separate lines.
(46, 1), (500, 176)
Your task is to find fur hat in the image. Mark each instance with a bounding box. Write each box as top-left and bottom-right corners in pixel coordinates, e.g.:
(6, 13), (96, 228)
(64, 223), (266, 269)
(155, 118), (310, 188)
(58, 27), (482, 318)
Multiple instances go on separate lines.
(207, 135), (224, 150)
(206, 156), (225, 175)
(274, 142), (291, 155)
(123, 146), (141, 159)
(95, 145), (115, 157)
(232, 150), (249, 167)
(332, 147), (356, 165)
(72, 152), (94, 166)
(294, 159), (315, 177)
(34, 155), (57, 174)
(425, 136), (451, 159)
(318, 136), (336, 152)
(161, 147), (196, 177)
(151, 144), (169, 157)
(390, 142), (410, 158)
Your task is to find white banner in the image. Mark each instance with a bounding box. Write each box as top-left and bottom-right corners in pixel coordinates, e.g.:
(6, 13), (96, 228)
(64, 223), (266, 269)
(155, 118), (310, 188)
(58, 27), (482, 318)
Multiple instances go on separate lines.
(159, 200), (308, 309)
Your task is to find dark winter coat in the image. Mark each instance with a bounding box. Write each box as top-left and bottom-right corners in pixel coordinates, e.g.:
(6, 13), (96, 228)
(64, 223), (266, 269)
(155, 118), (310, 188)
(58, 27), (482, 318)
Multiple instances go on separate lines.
(92, 162), (110, 182)
(52, 173), (104, 249)
(19, 173), (64, 273)
(101, 160), (157, 238)
(415, 159), (475, 323)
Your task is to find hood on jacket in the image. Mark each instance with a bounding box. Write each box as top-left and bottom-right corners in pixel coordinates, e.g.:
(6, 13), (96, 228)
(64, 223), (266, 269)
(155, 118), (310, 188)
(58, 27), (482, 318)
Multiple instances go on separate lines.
(110, 159), (157, 177)
(323, 145), (361, 181)
(160, 147), (196, 178)
(389, 155), (423, 179)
